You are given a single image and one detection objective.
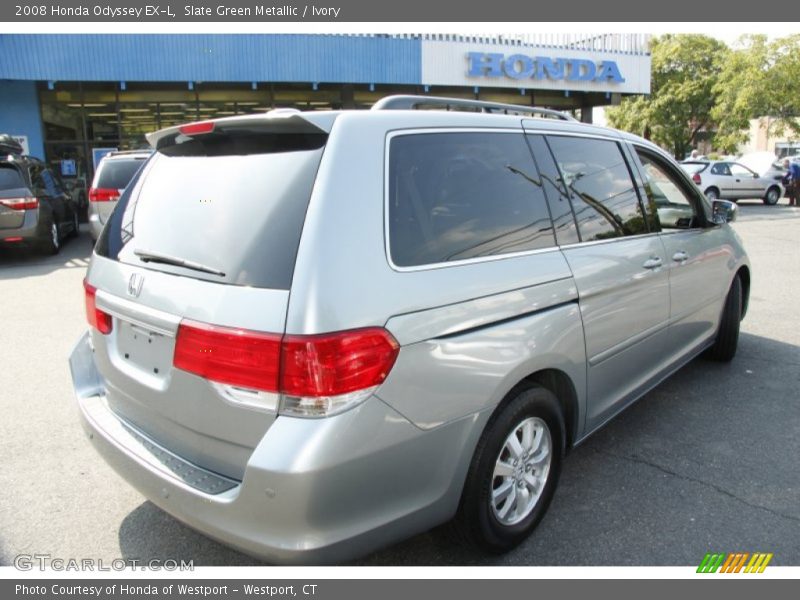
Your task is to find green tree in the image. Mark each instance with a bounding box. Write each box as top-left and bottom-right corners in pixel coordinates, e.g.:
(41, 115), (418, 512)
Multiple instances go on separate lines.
(606, 34), (729, 158)
(711, 35), (770, 153)
(762, 35), (800, 139)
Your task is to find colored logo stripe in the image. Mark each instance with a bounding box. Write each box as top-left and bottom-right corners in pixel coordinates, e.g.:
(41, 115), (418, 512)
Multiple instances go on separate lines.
(697, 552), (773, 573)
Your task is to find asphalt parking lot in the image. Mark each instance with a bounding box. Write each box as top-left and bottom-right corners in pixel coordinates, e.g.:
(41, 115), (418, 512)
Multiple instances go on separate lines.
(1, 200), (798, 568)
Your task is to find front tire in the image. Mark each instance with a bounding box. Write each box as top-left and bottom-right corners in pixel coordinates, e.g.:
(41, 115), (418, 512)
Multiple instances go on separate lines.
(763, 186), (780, 206)
(453, 384), (564, 553)
(707, 275), (742, 362)
(67, 209), (80, 238)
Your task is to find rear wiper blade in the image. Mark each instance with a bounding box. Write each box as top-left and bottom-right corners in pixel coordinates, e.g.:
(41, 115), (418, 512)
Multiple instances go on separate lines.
(133, 249), (226, 277)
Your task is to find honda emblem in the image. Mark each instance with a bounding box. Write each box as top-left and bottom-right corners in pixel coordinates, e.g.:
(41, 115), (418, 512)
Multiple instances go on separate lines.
(128, 273), (144, 297)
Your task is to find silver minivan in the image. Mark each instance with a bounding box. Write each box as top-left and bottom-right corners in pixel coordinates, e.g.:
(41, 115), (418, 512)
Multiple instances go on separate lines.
(69, 96), (750, 564)
(88, 150), (151, 241)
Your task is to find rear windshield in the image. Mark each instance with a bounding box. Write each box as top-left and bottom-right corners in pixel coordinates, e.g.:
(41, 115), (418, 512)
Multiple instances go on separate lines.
(680, 162), (707, 175)
(95, 158), (148, 190)
(96, 134), (326, 290)
(0, 165), (26, 191)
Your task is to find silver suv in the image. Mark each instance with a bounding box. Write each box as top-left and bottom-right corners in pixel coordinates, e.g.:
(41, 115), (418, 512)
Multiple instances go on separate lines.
(69, 96), (750, 564)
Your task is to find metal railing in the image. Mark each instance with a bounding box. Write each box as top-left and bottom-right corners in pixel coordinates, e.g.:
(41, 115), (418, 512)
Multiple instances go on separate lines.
(344, 33), (651, 56)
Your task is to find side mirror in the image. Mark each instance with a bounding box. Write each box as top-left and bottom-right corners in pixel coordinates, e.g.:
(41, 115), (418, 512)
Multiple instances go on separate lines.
(712, 199), (737, 224)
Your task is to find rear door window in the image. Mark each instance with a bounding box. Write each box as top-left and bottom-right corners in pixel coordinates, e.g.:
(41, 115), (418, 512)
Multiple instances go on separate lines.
(546, 136), (647, 241)
(388, 131), (556, 267)
(96, 133), (325, 290)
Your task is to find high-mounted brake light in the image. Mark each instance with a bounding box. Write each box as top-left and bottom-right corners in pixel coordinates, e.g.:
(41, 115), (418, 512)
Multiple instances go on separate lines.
(692, 173), (702, 185)
(83, 280), (113, 335)
(88, 188), (120, 202)
(179, 121), (215, 136)
(0, 196), (38, 210)
(173, 321), (400, 417)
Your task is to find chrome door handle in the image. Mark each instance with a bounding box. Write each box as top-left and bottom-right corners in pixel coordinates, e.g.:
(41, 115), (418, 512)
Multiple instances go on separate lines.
(642, 257), (662, 270)
(672, 251), (689, 263)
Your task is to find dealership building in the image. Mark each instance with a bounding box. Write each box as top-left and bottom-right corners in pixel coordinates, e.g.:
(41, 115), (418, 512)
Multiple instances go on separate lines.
(0, 33), (651, 194)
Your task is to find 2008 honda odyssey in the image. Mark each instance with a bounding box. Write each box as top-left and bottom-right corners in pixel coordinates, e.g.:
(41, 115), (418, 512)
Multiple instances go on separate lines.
(69, 96), (750, 564)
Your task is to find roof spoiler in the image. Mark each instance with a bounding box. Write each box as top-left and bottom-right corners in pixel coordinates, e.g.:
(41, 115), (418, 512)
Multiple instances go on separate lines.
(146, 111), (335, 152)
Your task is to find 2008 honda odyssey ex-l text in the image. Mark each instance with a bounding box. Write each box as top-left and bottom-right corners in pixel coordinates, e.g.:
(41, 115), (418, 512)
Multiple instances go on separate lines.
(69, 96), (749, 564)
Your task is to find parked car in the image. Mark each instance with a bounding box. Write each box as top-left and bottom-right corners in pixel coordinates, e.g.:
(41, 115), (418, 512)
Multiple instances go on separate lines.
(88, 150), (151, 241)
(681, 159), (784, 205)
(69, 96), (750, 564)
(0, 143), (80, 254)
(738, 152), (790, 196)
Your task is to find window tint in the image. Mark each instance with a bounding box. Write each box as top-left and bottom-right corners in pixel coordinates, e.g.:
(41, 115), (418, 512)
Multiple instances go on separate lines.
(526, 135), (580, 245)
(546, 136), (647, 241)
(637, 150), (700, 229)
(96, 138), (325, 290)
(388, 132), (556, 267)
(96, 158), (148, 190)
(0, 165), (26, 190)
(710, 163), (731, 176)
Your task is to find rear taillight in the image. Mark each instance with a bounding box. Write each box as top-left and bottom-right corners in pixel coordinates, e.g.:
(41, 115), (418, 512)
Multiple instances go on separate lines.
(0, 197), (38, 210)
(174, 320), (282, 392)
(83, 280), (113, 334)
(281, 330), (399, 397)
(173, 321), (400, 417)
(692, 173), (702, 185)
(88, 188), (120, 202)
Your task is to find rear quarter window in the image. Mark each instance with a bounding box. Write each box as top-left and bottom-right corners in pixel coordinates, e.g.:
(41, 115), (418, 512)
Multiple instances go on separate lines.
(388, 131), (556, 268)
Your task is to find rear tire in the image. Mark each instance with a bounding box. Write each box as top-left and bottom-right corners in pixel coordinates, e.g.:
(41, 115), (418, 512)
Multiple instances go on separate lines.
(67, 209), (80, 239)
(452, 383), (564, 553)
(708, 275), (742, 362)
(705, 187), (720, 201)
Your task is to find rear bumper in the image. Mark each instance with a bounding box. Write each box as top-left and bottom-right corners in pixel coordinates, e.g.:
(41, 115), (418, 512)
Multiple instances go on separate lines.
(0, 209), (41, 243)
(87, 213), (103, 241)
(69, 332), (483, 564)
(88, 202), (115, 240)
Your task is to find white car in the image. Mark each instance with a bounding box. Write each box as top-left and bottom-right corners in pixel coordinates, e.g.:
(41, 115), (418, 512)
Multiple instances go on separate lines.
(681, 159), (784, 205)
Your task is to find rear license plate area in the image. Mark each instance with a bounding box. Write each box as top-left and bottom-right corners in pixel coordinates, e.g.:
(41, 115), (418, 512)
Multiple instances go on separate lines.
(115, 319), (173, 378)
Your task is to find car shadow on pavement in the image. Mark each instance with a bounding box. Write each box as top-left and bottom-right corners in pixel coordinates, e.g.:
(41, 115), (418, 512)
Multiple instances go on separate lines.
(117, 331), (800, 566)
(0, 226), (92, 281)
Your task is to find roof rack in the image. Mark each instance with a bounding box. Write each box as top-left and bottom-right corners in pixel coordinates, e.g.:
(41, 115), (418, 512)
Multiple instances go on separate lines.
(106, 149), (153, 157)
(0, 133), (24, 156)
(371, 95), (578, 122)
